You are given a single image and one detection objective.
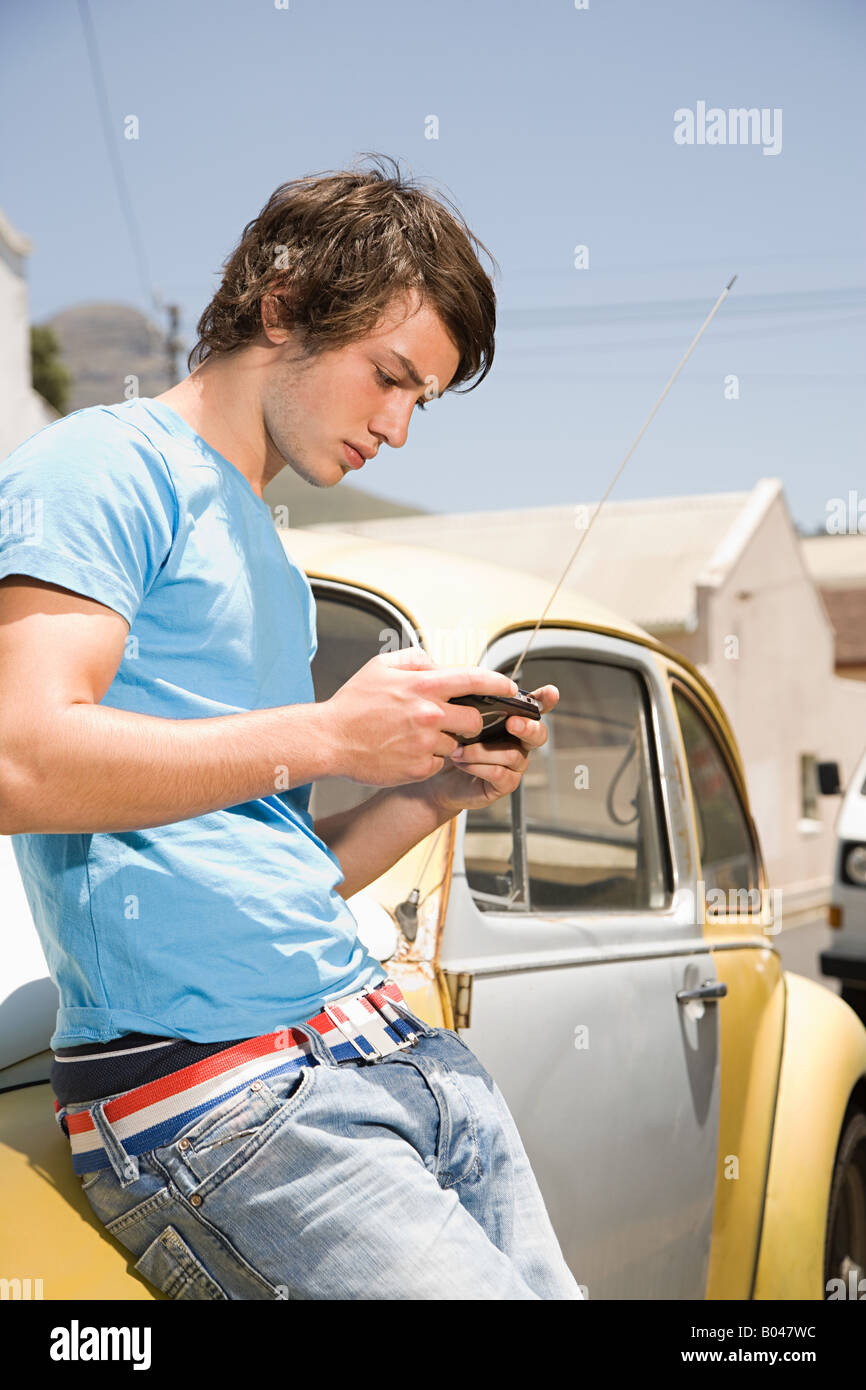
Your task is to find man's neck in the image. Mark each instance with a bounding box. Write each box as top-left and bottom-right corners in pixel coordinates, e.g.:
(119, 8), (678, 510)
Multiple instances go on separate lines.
(154, 358), (283, 499)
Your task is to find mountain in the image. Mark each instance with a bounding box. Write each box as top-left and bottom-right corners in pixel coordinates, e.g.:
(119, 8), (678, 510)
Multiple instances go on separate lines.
(40, 302), (423, 526)
(46, 303), (172, 410)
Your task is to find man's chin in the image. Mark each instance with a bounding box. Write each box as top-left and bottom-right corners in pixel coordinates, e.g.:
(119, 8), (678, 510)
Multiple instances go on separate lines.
(283, 458), (346, 488)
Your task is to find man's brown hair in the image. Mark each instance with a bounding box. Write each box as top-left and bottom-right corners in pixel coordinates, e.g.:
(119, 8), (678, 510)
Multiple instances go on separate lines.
(188, 153), (498, 394)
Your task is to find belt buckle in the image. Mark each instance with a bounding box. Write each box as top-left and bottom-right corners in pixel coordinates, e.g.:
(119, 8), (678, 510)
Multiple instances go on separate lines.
(324, 988), (419, 1061)
(322, 1000), (381, 1060)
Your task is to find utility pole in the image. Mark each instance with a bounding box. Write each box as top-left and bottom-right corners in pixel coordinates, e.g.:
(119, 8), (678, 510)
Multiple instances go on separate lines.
(165, 304), (182, 386)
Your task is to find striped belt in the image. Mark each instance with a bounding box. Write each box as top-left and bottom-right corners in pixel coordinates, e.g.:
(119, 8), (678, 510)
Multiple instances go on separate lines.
(56, 980), (421, 1175)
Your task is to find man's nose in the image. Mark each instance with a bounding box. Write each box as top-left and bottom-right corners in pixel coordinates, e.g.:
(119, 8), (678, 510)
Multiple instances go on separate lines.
(371, 399), (414, 449)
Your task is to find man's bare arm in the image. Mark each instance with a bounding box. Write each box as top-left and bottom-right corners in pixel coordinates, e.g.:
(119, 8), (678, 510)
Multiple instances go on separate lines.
(0, 577), (338, 834)
(0, 576), (516, 842)
(313, 782), (453, 900)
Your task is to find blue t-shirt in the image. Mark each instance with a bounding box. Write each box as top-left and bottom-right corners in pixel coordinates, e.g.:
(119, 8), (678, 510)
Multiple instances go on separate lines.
(0, 397), (384, 1049)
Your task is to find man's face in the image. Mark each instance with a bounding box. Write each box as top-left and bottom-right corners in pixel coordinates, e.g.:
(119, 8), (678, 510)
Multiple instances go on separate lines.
(259, 291), (462, 487)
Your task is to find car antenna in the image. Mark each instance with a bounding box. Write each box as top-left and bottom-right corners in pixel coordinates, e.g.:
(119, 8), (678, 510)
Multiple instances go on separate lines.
(394, 275), (738, 941)
(509, 273), (738, 685)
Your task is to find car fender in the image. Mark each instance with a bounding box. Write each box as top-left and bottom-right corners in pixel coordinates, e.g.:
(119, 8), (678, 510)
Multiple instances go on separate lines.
(752, 971), (866, 1299)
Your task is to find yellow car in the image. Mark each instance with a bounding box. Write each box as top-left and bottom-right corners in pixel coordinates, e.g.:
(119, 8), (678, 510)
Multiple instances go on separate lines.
(2, 526), (865, 1301)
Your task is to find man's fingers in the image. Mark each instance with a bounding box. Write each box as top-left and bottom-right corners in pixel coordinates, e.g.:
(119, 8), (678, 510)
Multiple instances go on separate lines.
(439, 706), (486, 741)
(526, 684), (559, 714)
(450, 757), (523, 794)
(452, 744), (527, 772)
(424, 667), (520, 701)
(433, 733), (463, 758)
(505, 716), (547, 748)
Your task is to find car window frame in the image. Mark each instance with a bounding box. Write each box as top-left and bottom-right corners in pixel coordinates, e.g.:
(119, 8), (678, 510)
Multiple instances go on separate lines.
(309, 579), (423, 668)
(669, 675), (768, 922)
(461, 633), (677, 919)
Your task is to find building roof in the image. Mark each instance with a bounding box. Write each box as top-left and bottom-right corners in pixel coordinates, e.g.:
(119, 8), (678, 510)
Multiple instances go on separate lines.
(813, 588), (866, 667)
(800, 535), (866, 666)
(801, 534), (866, 589)
(0, 206), (32, 261)
(307, 478), (784, 634)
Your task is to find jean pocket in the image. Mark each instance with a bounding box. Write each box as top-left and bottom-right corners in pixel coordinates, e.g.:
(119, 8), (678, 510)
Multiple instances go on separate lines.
(98, 1184), (280, 1300)
(158, 1064), (318, 1190)
(134, 1225), (228, 1301)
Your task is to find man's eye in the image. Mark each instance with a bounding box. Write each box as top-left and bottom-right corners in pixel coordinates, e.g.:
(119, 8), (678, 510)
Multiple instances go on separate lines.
(375, 366), (427, 411)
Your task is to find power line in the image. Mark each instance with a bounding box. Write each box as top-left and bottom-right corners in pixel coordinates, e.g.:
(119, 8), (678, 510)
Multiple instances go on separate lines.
(76, 0), (156, 314)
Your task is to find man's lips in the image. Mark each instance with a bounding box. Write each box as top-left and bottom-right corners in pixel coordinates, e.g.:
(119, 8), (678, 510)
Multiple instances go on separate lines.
(342, 442), (372, 469)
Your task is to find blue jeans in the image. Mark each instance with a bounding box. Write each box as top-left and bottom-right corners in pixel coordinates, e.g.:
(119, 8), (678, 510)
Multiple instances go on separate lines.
(69, 1004), (584, 1301)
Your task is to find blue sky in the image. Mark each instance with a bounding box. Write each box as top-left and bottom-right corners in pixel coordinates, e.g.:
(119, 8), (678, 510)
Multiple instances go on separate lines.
(2, 0), (863, 530)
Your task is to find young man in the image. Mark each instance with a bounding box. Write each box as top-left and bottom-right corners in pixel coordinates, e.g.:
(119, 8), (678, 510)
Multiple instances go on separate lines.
(0, 157), (582, 1300)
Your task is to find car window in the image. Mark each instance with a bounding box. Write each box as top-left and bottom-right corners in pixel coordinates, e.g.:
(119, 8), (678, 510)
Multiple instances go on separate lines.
(464, 655), (672, 912)
(308, 589), (416, 820)
(672, 683), (760, 901)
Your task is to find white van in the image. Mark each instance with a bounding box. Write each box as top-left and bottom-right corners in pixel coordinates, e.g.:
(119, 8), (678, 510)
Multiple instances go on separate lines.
(821, 746), (866, 1027)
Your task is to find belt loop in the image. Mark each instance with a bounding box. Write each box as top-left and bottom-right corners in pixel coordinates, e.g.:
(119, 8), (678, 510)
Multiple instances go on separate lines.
(287, 1021), (337, 1069)
(89, 1100), (140, 1187)
(375, 981), (438, 1039)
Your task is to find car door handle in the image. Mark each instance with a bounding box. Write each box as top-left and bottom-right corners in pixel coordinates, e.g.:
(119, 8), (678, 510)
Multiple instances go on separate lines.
(676, 981), (728, 1003)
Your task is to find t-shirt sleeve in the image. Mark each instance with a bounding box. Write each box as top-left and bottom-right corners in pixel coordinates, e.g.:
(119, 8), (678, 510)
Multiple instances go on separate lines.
(0, 414), (177, 626)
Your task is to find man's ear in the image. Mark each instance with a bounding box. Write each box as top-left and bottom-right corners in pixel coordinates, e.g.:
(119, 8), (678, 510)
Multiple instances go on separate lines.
(261, 286), (293, 343)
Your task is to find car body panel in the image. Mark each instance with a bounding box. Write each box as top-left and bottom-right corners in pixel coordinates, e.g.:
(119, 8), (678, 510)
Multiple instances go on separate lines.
(0, 1083), (165, 1300)
(450, 950), (720, 1298)
(657, 656), (788, 1299)
(703, 947), (785, 1299)
(752, 972), (866, 1300)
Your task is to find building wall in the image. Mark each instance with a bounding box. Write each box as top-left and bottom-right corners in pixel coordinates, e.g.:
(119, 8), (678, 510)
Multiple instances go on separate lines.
(690, 493), (866, 921)
(0, 212), (58, 464)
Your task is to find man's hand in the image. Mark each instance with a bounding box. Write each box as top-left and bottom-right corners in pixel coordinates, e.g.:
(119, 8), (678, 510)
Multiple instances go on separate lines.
(420, 685), (560, 816)
(323, 647), (521, 787)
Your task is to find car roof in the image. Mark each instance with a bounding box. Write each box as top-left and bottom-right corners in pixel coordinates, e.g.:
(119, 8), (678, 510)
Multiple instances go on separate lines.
(280, 524), (747, 788)
(281, 526), (656, 651)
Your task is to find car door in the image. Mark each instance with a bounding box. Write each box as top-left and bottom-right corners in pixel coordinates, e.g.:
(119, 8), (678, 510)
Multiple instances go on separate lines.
(438, 627), (722, 1299)
(668, 674), (783, 1300)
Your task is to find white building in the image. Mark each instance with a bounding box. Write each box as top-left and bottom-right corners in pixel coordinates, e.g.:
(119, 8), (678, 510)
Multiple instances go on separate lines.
(0, 207), (58, 463)
(313, 479), (866, 923)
